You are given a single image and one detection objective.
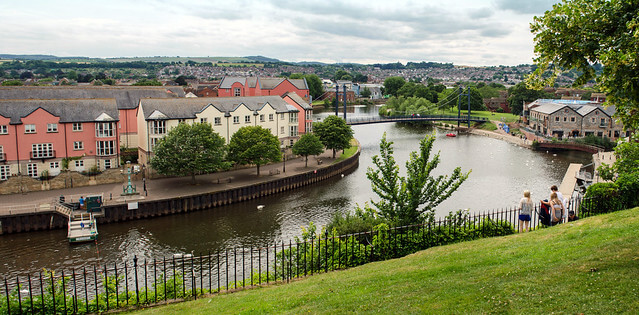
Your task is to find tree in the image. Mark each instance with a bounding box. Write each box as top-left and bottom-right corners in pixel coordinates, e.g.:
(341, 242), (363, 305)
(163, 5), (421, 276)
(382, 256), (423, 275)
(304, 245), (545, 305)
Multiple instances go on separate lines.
(507, 82), (553, 115)
(383, 76), (406, 97)
(529, 0), (639, 133)
(133, 79), (162, 86)
(150, 123), (228, 184)
(228, 126), (281, 176)
(174, 75), (188, 86)
(292, 133), (324, 167)
(360, 86), (372, 98)
(313, 116), (354, 158)
(302, 74), (323, 100)
(367, 133), (470, 226)
(1, 80), (23, 86)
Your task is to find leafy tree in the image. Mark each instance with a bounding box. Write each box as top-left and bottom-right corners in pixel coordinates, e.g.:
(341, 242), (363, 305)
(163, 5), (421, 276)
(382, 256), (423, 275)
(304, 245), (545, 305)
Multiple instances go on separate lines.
(367, 133), (470, 226)
(1, 80), (23, 86)
(456, 87), (485, 112)
(529, 0), (639, 133)
(334, 69), (349, 80)
(19, 71), (33, 79)
(133, 79), (162, 86)
(292, 133), (324, 167)
(150, 123), (228, 184)
(302, 74), (323, 99)
(228, 126), (281, 176)
(174, 75), (188, 86)
(598, 140), (639, 181)
(353, 73), (368, 83)
(507, 82), (553, 115)
(360, 86), (372, 98)
(383, 76), (406, 97)
(313, 115), (354, 158)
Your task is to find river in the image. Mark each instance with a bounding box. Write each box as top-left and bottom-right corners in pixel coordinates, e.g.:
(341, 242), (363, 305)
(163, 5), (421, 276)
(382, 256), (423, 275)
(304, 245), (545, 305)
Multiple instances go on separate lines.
(0, 107), (592, 277)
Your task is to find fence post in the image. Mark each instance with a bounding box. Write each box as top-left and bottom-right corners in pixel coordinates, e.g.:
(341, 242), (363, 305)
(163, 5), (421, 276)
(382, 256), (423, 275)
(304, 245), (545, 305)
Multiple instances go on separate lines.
(133, 256), (139, 306)
(4, 278), (10, 315)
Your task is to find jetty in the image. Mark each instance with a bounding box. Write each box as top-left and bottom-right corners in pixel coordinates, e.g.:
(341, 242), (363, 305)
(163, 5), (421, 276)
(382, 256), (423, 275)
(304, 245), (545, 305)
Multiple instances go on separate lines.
(559, 163), (583, 198)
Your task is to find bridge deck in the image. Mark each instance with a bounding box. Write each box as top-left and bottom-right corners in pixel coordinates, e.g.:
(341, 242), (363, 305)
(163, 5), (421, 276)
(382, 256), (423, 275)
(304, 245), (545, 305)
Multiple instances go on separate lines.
(559, 163), (582, 199)
(345, 115), (488, 125)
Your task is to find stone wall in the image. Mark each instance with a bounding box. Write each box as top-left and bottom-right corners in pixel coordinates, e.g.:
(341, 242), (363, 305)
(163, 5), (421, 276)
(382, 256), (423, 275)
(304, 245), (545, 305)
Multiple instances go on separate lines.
(0, 169), (125, 195)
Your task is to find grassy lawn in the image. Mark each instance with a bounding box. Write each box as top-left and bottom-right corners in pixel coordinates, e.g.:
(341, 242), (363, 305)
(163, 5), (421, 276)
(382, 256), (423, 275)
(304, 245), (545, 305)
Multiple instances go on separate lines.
(134, 207), (639, 314)
(436, 108), (520, 123)
(333, 138), (359, 163)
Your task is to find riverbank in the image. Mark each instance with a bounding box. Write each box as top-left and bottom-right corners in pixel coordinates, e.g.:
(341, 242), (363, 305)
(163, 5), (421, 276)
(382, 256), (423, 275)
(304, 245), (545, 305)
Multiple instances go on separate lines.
(0, 143), (361, 234)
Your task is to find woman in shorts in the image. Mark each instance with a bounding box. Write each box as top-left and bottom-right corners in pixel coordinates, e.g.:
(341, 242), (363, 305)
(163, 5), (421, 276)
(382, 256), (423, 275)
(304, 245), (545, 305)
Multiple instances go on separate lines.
(518, 190), (533, 232)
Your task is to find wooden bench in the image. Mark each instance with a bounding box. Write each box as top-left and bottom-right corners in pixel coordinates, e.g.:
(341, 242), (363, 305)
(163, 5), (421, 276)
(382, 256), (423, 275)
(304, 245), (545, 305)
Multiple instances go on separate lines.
(216, 177), (232, 184)
(269, 169), (281, 175)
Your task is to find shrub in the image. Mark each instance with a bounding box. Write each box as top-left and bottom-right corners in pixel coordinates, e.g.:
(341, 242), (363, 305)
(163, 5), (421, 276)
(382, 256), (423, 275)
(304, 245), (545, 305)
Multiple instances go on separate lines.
(582, 182), (621, 215)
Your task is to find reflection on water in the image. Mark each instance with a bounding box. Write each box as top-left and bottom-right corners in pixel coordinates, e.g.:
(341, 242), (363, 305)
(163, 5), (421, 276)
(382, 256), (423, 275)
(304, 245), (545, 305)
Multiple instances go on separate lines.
(0, 116), (592, 277)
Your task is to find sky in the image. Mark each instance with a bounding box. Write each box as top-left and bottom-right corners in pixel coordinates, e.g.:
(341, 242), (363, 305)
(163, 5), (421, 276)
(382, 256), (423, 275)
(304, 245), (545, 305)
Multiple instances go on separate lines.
(0, 0), (561, 66)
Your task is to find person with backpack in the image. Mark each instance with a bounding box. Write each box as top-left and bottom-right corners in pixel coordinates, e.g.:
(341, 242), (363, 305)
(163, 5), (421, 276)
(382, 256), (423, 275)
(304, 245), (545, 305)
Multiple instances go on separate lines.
(549, 192), (565, 225)
(518, 190), (533, 232)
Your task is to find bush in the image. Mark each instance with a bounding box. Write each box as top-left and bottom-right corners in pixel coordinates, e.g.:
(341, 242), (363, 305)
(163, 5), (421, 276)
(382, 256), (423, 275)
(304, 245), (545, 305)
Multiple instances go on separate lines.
(615, 172), (639, 209)
(582, 182), (621, 215)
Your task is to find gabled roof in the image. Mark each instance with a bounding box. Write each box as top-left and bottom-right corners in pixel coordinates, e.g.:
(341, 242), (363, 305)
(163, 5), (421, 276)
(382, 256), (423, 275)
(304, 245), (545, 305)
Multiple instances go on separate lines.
(283, 92), (312, 110)
(0, 86), (184, 109)
(259, 78), (286, 90)
(289, 78), (308, 90)
(246, 77), (259, 88)
(0, 99), (119, 124)
(218, 77), (246, 89)
(140, 96), (295, 120)
(529, 99), (615, 117)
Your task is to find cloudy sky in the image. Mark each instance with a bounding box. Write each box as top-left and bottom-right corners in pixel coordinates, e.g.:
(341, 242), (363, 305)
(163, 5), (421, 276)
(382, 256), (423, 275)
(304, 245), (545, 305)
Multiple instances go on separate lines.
(0, 0), (560, 66)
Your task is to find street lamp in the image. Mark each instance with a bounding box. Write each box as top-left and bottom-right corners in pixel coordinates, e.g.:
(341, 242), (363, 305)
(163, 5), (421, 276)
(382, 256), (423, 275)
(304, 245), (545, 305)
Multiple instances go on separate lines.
(281, 145), (286, 173)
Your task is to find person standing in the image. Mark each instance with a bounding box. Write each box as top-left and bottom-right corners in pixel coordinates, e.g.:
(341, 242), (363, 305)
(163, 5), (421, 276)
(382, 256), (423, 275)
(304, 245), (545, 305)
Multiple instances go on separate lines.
(550, 185), (568, 222)
(518, 190), (533, 232)
(79, 196), (85, 210)
(549, 192), (565, 225)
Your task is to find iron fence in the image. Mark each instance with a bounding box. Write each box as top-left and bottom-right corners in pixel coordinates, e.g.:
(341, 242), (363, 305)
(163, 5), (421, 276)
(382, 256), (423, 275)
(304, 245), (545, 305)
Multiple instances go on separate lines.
(0, 195), (622, 314)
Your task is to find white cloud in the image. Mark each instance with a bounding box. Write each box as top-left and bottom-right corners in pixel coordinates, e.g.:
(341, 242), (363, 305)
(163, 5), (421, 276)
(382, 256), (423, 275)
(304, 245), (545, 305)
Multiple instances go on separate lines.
(0, 0), (562, 66)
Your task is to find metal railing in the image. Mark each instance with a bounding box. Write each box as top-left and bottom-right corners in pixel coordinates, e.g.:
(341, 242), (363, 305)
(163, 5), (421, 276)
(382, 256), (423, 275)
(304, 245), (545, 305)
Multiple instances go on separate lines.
(0, 195), (625, 313)
(346, 115), (489, 125)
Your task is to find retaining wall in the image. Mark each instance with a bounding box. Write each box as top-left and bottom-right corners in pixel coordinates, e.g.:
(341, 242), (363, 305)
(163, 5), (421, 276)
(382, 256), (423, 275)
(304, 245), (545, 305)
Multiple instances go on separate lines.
(0, 149), (360, 234)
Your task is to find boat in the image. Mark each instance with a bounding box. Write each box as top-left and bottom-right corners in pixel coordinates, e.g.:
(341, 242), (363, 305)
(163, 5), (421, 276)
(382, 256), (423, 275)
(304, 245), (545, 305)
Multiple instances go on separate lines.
(68, 213), (98, 243)
(446, 133), (457, 137)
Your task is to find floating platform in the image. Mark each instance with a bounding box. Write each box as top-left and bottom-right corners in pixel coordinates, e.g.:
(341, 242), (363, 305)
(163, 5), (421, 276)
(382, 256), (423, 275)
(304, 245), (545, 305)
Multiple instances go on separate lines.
(67, 213), (98, 243)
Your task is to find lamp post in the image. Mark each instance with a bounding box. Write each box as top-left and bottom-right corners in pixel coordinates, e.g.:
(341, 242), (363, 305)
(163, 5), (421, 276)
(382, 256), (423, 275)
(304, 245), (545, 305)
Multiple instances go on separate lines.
(121, 160), (138, 196)
(281, 145), (286, 173)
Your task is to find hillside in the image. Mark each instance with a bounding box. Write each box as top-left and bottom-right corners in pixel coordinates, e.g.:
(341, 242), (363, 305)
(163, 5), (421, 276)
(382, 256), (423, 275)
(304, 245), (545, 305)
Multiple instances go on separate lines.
(136, 207), (639, 314)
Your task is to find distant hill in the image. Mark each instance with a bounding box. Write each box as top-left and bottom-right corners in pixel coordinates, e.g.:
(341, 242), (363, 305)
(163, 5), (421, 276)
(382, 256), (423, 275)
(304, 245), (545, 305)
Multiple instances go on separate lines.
(244, 55), (280, 63)
(0, 54), (62, 60)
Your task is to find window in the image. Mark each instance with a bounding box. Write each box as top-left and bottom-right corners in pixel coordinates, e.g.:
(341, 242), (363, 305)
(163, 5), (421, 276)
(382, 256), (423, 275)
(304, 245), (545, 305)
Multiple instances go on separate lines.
(27, 163), (38, 178)
(31, 143), (54, 158)
(289, 113), (298, 123)
(280, 114), (285, 120)
(234, 88), (241, 96)
(305, 110), (312, 120)
(260, 114), (265, 122)
(245, 115), (251, 123)
(95, 122), (114, 137)
(289, 125), (298, 137)
(0, 125), (7, 134)
(73, 141), (84, 150)
(72, 123), (82, 131)
(570, 117), (575, 122)
(50, 162), (59, 169)
(600, 118), (606, 125)
(214, 117), (222, 125)
(280, 126), (285, 134)
(96, 140), (116, 156)
(75, 160), (84, 168)
(104, 159), (112, 169)
(25, 124), (36, 134)
(306, 122), (313, 133)
(47, 123), (58, 133)
(555, 116), (559, 122)
(0, 165), (9, 180)
(151, 120), (166, 135)
(200, 118), (208, 123)
(150, 137), (160, 151)
(233, 116), (240, 124)
(269, 114), (274, 121)
(563, 117), (567, 122)
(591, 118), (596, 123)
(0, 145), (4, 160)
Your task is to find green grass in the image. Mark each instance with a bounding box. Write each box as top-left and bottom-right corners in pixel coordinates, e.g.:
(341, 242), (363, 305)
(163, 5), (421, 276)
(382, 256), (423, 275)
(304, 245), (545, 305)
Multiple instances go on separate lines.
(437, 108), (520, 123)
(333, 138), (359, 163)
(133, 208), (639, 314)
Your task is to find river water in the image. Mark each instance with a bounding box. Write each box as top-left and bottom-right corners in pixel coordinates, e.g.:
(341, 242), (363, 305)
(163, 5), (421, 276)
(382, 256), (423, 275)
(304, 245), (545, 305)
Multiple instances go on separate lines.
(0, 107), (592, 277)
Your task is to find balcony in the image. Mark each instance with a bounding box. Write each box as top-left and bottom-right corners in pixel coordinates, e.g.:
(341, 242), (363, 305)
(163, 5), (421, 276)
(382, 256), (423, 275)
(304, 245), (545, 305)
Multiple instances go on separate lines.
(96, 150), (117, 157)
(30, 150), (56, 160)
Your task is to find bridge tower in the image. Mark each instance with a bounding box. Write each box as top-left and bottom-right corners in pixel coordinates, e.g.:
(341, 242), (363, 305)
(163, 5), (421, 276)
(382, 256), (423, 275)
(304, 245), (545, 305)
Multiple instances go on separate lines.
(457, 87), (471, 128)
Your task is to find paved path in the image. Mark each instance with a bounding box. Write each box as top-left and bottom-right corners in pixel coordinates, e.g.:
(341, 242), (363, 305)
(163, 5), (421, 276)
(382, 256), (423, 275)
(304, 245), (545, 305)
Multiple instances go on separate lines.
(0, 149), (342, 216)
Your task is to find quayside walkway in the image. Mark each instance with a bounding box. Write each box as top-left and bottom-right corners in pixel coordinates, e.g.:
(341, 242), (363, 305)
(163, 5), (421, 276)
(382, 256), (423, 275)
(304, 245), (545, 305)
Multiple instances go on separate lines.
(0, 148), (343, 217)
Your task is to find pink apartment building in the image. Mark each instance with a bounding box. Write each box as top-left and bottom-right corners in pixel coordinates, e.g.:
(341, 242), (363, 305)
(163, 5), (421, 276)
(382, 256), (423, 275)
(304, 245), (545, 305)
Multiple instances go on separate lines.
(217, 77), (310, 101)
(0, 99), (120, 180)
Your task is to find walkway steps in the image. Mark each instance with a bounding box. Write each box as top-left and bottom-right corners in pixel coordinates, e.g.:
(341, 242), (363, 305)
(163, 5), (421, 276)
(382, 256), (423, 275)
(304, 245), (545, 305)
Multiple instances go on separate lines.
(559, 163), (582, 198)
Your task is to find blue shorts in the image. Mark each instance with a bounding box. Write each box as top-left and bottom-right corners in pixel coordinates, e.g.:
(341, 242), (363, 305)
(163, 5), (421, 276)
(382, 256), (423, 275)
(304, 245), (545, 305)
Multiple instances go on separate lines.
(519, 214), (531, 221)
